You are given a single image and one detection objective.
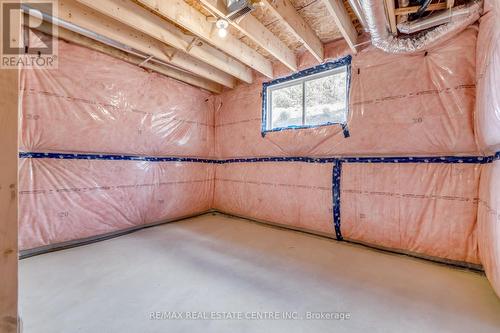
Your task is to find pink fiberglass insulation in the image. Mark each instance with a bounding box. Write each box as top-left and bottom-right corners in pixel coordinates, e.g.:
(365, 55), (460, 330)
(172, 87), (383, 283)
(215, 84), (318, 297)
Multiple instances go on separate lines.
(478, 161), (500, 297)
(476, 0), (500, 298)
(213, 162), (482, 265)
(20, 35), (214, 158)
(476, 0), (500, 153)
(214, 163), (334, 234)
(341, 163), (481, 264)
(214, 27), (478, 158)
(19, 36), (215, 250)
(19, 158), (214, 250)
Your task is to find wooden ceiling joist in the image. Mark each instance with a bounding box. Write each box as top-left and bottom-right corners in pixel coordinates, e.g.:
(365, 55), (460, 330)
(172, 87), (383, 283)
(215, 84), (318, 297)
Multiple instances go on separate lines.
(74, 0), (253, 83)
(58, 0), (235, 88)
(198, 0), (297, 72)
(384, 0), (397, 35)
(394, 3), (448, 15)
(30, 18), (223, 93)
(134, 0), (275, 78)
(262, 0), (324, 63)
(322, 0), (358, 54)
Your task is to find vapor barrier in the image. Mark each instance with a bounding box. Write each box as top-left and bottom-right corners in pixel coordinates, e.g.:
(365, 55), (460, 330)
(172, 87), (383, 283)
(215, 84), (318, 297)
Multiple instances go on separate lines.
(341, 162), (481, 264)
(475, 0), (500, 153)
(19, 34), (215, 251)
(476, 0), (500, 298)
(20, 33), (215, 157)
(214, 27), (479, 158)
(478, 160), (500, 297)
(213, 159), (485, 265)
(19, 158), (214, 250)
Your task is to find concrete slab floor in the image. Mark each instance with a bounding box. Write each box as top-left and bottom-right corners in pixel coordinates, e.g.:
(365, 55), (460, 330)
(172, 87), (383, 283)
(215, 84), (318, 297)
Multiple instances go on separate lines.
(19, 213), (500, 333)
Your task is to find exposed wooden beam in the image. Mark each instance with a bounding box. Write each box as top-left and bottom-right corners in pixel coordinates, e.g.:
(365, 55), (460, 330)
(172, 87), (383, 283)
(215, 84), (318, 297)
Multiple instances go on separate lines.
(384, 0), (397, 35)
(57, 0), (235, 88)
(30, 19), (223, 93)
(0, 2), (20, 331)
(395, 3), (448, 15)
(74, 0), (254, 83)
(322, 0), (358, 54)
(262, 0), (324, 63)
(198, 0), (296, 72)
(134, 0), (275, 78)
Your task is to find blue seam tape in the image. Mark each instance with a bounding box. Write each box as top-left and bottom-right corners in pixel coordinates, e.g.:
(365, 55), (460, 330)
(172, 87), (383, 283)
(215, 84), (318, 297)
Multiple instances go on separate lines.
(341, 124), (350, 138)
(332, 159), (343, 241)
(19, 152), (497, 164)
(19, 151), (500, 242)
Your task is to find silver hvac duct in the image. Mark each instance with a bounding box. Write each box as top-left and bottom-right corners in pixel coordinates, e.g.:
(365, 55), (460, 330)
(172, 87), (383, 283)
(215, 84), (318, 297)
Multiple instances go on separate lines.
(360, 0), (483, 53)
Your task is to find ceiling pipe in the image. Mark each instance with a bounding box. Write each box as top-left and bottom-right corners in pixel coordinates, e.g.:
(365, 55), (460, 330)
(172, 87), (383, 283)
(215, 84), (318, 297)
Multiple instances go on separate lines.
(359, 0), (483, 54)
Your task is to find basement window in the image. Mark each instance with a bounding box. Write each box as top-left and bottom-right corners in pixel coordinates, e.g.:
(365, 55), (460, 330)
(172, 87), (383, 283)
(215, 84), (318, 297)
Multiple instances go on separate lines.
(262, 56), (351, 135)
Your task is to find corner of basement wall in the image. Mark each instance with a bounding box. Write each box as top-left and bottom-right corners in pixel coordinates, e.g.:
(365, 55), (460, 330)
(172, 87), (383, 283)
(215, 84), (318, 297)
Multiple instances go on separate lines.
(19, 35), (216, 251)
(213, 25), (486, 270)
(476, 0), (500, 298)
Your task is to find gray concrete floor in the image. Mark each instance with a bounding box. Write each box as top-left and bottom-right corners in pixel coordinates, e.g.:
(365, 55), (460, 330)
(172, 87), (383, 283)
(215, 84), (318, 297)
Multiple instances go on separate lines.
(20, 213), (500, 333)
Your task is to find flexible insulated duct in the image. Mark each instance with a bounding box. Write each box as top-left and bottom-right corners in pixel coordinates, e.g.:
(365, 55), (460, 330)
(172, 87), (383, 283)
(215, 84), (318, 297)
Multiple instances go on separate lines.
(360, 0), (483, 53)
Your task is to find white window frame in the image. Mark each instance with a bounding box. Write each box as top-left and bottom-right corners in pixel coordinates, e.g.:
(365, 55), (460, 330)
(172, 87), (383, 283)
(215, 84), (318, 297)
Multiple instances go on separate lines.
(263, 61), (350, 133)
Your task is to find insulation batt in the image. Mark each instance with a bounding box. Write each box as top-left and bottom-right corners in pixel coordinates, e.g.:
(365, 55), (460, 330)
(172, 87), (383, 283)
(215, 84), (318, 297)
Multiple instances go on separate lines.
(476, 0), (500, 299)
(19, 36), (215, 250)
(214, 27), (478, 158)
(20, 34), (215, 157)
(212, 27), (483, 267)
(475, 0), (500, 153)
(19, 158), (214, 249)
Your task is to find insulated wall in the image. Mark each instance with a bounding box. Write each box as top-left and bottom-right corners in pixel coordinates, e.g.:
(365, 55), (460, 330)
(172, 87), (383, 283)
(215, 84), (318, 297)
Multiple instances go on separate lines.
(19, 35), (215, 251)
(477, 0), (500, 297)
(214, 27), (485, 266)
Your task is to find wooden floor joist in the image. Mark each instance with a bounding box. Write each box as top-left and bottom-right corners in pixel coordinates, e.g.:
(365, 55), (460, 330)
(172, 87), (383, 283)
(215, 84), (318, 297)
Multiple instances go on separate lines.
(384, 0), (398, 35)
(262, 0), (324, 63)
(322, 0), (358, 54)
(57, 0), (235, 88)
(31, 19), (223, 93)
(198, 0), (297, 73)
(135, 0), (277, 78)
(74, 0), (254, 84)
(395, 3), (448, 15)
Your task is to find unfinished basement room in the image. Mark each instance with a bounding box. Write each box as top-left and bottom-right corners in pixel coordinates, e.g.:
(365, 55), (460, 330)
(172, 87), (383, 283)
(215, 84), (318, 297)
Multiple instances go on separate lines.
(1, 0), (500, 332)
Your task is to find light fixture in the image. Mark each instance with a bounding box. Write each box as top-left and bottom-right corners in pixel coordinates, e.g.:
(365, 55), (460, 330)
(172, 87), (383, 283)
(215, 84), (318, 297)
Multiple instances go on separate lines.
(216, 19), (229, 38)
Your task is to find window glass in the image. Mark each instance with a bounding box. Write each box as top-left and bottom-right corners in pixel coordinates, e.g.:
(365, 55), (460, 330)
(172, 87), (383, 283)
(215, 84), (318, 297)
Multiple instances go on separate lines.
(305, 70), (347, 126)
(264, 60), (350, 132)
(270, 83), (303, 129)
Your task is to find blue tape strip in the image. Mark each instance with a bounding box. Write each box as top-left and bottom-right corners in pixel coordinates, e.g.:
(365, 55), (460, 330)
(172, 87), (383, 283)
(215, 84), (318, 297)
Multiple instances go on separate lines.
(341, 124), (350, 138)
(19, 152), (497, 165)
(332, 159), (343, 240)
(19, 151), (500, 242)
(261, 56), (352, 137)
(18, 152), (216, 163)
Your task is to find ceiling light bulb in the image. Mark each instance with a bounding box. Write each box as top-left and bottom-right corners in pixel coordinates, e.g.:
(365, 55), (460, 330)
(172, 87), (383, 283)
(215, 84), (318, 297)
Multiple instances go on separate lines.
(217, 27), (228, 38)
(216, 19), (229, 30)
(216, 19), (229, 38)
